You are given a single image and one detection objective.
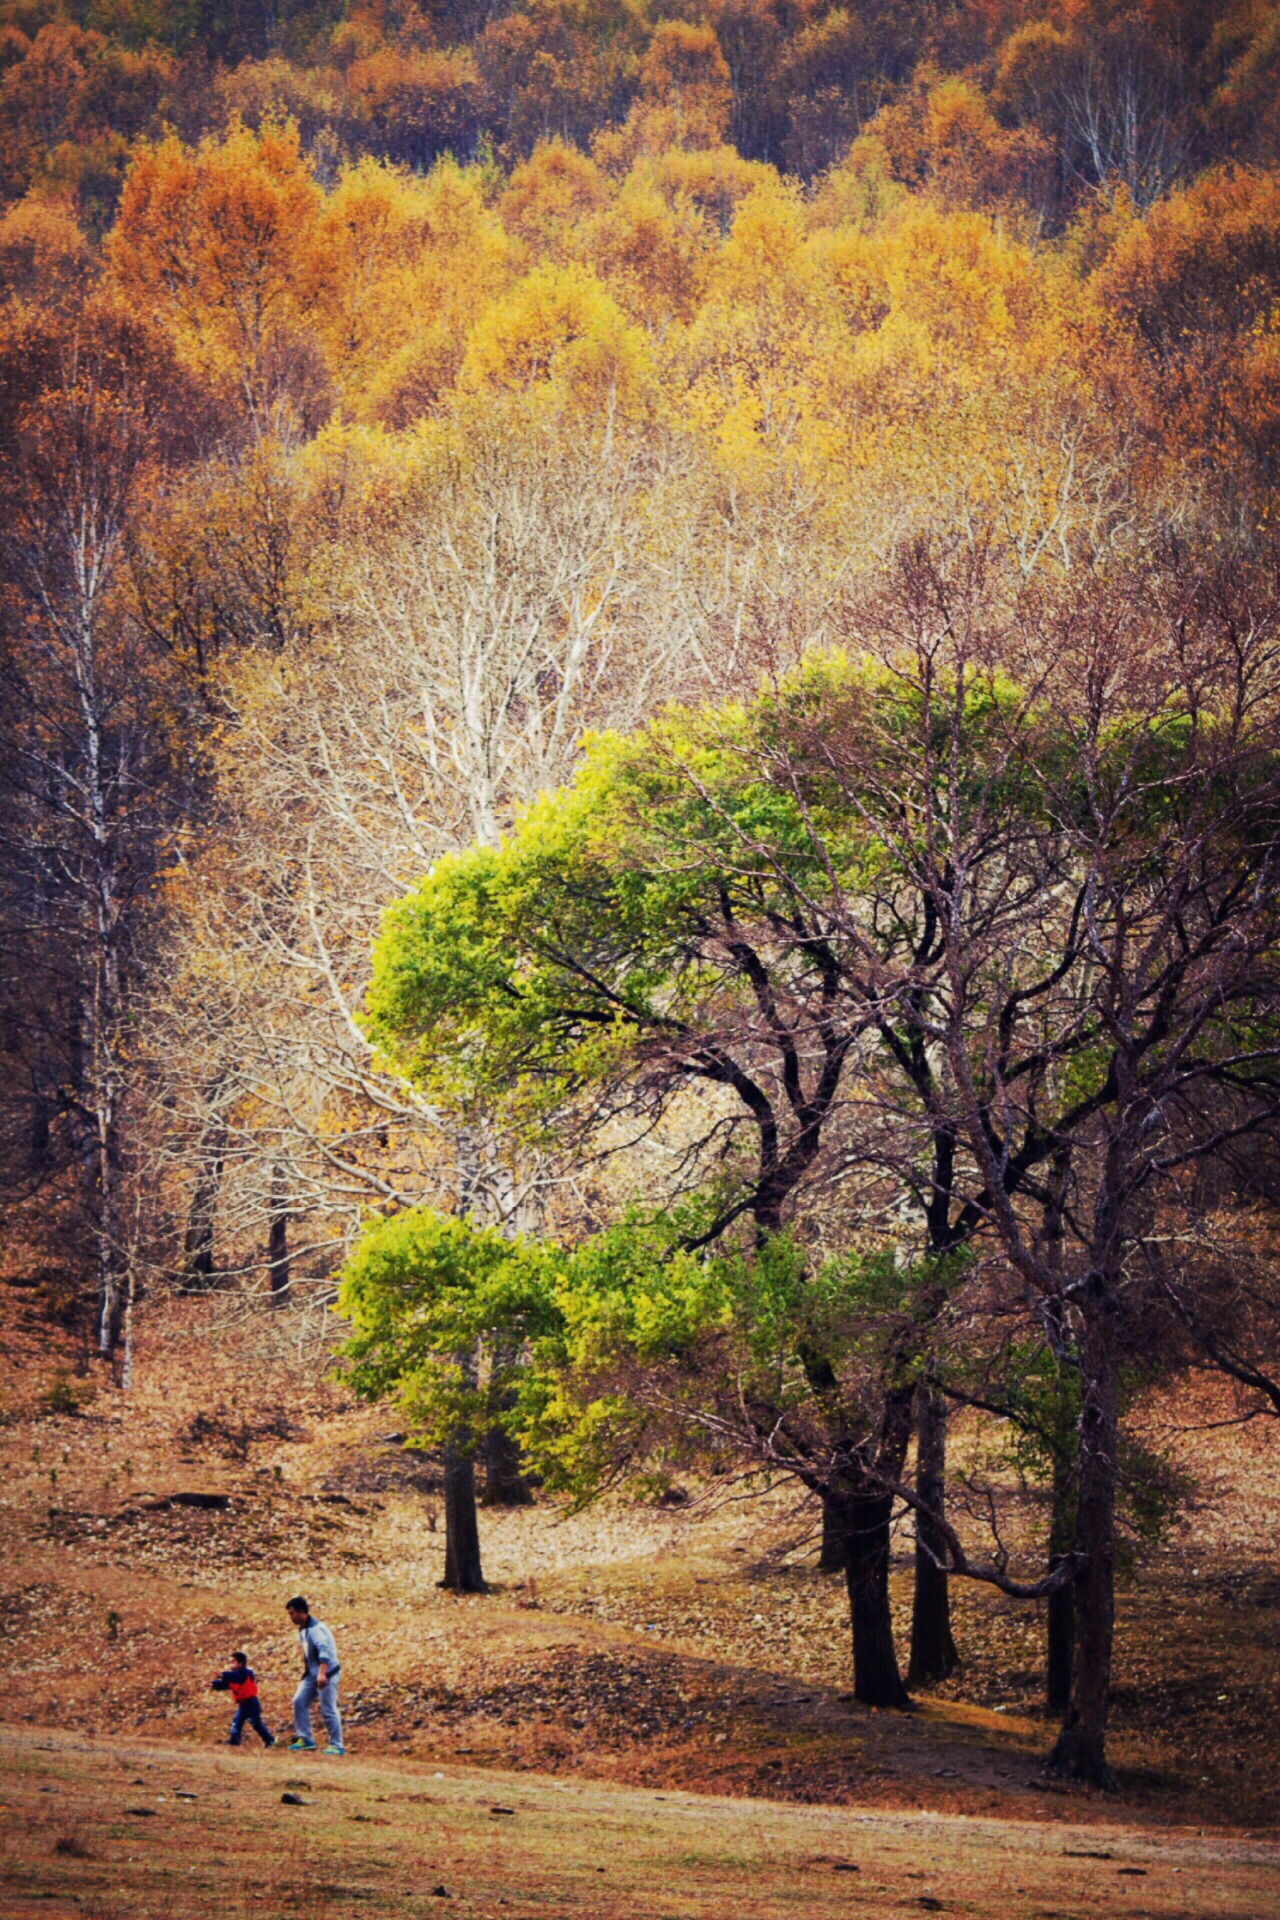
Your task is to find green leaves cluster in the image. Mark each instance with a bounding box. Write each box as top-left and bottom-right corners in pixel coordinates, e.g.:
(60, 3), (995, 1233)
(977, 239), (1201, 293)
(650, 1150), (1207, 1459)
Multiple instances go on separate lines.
(347, 636), (1280, 1533)
(339, 1199), (959, 1504)
(359, 650), (1062, 1139)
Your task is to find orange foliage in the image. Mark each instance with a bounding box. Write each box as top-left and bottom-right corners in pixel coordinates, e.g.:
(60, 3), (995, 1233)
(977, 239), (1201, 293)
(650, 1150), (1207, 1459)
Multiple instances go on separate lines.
(105, 120), (324, 430)
(863, 68), (1053, 215)
(1208, 1), (1280, 166)
(344, 44), (482, 169)
(1097, 164), (1280, 489)
(594, 22), (732, 173)
(0, 190), (92, 310)
(581, 174), (712, 324)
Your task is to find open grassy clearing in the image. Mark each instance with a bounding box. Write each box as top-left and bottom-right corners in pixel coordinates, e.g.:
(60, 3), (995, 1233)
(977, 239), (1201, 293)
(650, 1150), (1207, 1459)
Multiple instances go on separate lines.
(5, 1726), (1279, 1920)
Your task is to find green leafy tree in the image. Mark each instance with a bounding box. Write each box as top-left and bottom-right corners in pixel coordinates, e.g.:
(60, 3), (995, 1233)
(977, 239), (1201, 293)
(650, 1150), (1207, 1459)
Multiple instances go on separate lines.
(353, 543), (1280, 1780)
(352, 629), (1084, 1706)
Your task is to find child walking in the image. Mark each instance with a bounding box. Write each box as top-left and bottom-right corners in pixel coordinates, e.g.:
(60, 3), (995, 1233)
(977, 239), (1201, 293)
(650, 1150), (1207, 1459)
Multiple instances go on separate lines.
(211, 1651), (275, 1748)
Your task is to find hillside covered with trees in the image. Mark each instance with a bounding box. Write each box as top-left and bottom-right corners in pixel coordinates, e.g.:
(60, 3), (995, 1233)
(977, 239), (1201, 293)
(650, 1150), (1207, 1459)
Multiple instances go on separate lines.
(4, 0), (1280, 1810)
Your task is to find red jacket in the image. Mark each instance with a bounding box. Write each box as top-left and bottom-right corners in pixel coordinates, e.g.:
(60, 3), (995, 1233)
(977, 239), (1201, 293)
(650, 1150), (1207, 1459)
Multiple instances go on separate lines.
(214, 1666), (259, 1702)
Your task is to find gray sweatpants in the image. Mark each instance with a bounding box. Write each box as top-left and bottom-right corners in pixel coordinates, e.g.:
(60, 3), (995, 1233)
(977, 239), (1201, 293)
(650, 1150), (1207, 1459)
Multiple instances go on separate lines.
(293, 1671), (343, 1748)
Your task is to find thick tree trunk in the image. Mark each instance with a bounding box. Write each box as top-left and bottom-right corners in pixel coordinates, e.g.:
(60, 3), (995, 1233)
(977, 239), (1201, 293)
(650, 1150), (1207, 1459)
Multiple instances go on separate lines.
(481, 1418), (533, 1507)
(1040, 1147), (1076, 1717)
(268, 1164), (290, 1297)
(439, 1439), (488, 1592)
(842, 1487), (910, 1708)
(1047, 1279), (1118, 1787)
(440, 1130), (489, 1586)
(819, 1490), (850, 1571)
(481, 1337), (534, 1506)
(184, 1172), (219, 1287)
(1046, 1446), (1076, 1715)
(907, 1383), (959, 1688)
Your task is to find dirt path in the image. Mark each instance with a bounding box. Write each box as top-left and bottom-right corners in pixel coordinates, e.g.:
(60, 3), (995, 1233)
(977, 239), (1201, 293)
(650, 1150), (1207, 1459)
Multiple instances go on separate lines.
(3, 1726), (1278, 1920)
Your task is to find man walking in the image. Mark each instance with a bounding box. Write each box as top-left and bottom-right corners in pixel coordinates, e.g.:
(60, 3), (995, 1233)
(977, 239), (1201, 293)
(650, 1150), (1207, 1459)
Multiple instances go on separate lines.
(286, 1595), (345, 1755)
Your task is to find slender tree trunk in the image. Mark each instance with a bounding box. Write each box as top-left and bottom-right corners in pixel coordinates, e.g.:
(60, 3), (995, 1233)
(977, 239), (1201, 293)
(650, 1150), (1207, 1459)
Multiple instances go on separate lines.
(907, 1383), (959, 1687)
(1041, 1146), (1076, 1717)
(440, 1439), (488, 1592)
(268, 1163), (290, 1297)
(1047, 1276), (1118, 1787)
(72, 587), (127, 1360)
(1046, 1446), (1076, 1715)
(183, 1127), (225, 1289)
(841, 1485), (910, 1707)
(92, 944), (124, 1356)
(819, 1491), (849, 1571)
(95, 1092), (124, 1354)
(23, 857), (54, 1180)
(66, 994), (99, 1322)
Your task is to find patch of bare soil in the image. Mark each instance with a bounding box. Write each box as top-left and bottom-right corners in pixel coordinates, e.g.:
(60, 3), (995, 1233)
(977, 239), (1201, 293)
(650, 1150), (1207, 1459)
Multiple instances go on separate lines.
(2, 1291), (1279, 1841)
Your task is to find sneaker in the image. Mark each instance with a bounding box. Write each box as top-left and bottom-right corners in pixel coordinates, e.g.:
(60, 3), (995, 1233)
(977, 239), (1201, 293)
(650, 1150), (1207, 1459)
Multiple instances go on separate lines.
(263, 1736), (276, 1748)
(288, 1738), (316, 1751)
(321, 1745), (346, 1757)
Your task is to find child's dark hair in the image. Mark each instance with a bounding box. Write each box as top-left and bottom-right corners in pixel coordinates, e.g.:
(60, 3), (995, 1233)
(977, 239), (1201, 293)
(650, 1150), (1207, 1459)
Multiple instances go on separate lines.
(231, 1650), (247, 1663)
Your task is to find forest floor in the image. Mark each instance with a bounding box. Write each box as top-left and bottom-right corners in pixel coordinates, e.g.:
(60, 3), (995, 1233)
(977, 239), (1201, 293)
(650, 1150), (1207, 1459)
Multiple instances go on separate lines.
(2, 1290), (1279, 1917)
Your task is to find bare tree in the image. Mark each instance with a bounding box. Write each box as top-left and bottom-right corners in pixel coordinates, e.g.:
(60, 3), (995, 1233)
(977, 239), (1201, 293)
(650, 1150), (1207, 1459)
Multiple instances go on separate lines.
(0, 301), (206, 1353)
(144, 405), (794, 1580)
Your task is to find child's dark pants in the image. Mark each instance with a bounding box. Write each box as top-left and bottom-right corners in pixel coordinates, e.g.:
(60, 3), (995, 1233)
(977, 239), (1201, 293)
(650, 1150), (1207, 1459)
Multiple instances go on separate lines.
(229, 1698), (272, 1746)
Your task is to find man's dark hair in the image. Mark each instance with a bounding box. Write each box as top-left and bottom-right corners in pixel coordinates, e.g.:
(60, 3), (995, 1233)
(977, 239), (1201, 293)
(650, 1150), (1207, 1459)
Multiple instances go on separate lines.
(287, 1595), (309, 1614)
(231, 1650), (247, 1663)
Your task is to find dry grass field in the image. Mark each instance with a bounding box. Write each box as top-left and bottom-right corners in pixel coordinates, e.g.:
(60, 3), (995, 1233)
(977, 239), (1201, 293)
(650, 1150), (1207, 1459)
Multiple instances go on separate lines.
(3, 1291), (1280, 1917)
(5, 1727), (1280, 1920)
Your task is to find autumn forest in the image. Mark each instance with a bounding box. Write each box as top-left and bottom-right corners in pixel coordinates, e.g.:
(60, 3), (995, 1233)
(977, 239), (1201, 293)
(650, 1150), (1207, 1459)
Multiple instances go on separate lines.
(5, 0), (1280, 1852)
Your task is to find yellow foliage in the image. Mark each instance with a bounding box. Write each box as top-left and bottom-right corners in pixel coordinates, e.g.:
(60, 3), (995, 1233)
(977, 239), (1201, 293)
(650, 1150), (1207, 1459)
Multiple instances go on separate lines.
(580, 174), (712, 323)
(711, 175), (809, 302)
(459, 260), (656, 420)
(666, 182), (831, 479)
(644, 145), (775, 229)
(807, 135), (908, 233)
(307, 155), (512, 416)
(500, 140), (611, 262)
